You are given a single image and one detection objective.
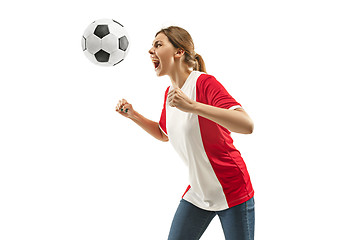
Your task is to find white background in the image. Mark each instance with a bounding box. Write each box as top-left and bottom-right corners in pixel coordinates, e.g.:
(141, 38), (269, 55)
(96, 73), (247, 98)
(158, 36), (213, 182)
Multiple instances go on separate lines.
(1, 0), (359, 239)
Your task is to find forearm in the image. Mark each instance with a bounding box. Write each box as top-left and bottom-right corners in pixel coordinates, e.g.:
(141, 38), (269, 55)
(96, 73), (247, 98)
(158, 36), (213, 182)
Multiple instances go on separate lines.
(129, 111), (166, 141)
(192, 102), (254, 134)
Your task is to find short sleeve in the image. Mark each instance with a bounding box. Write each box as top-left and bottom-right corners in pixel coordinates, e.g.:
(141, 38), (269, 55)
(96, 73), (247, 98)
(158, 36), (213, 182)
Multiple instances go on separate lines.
(159, 86), (170, 136)
(197, 74), (242, 110)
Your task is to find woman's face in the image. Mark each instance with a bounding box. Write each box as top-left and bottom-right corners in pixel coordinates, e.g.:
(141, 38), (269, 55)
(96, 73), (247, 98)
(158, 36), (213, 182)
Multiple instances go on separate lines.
(149, 33), (177, 77)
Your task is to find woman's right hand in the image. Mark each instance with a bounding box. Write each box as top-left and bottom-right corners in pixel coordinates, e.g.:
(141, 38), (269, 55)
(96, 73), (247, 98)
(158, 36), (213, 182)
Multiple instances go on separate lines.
(115, 99), (135, 119)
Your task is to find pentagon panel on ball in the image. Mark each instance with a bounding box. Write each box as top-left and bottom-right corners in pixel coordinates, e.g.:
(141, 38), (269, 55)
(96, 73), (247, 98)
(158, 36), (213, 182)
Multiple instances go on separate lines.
(81, 18), (130, 66)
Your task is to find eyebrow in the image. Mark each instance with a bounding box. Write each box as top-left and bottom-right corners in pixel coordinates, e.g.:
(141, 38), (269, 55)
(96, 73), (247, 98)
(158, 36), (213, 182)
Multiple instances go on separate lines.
(153, 40), (162, 46)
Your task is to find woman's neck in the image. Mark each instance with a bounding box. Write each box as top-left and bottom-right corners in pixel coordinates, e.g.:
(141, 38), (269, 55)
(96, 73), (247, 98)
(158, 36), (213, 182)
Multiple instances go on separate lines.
(169, 67), (192, 89)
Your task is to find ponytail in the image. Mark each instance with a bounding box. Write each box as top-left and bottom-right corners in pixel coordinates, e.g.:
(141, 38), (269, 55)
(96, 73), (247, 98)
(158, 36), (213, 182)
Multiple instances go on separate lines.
(194, 53), (206, 73)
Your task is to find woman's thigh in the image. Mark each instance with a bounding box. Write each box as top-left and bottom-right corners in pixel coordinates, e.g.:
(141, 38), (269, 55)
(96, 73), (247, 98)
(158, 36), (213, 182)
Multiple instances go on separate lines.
(217, 197), (255, 240)
(168, 199), (216, 240)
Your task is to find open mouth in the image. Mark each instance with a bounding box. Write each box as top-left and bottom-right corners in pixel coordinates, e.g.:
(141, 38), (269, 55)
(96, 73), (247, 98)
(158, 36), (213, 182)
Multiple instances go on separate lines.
(151, 57), (160, 70)
(154, 61), (160, 69)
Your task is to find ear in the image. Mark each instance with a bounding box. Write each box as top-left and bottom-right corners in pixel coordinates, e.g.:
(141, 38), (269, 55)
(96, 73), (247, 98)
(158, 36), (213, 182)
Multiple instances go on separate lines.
(174, 49), (185, 58)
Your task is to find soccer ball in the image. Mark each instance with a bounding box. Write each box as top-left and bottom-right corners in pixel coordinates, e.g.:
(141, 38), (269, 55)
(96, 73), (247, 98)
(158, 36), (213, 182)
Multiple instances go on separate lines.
(82, 19), (130, 66)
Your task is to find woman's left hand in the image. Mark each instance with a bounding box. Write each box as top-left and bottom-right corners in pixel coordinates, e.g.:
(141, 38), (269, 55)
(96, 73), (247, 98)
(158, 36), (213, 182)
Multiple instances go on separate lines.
(168, 87), (197, 113)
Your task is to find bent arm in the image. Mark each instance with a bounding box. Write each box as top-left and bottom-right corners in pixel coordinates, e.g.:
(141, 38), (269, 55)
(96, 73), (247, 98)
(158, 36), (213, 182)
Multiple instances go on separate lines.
(191, 103), (254, 134)
(130, 111), (169, 142)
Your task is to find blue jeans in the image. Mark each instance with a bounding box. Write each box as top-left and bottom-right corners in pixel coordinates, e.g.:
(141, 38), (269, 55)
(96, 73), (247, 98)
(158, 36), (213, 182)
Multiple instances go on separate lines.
(168, 197), (255, 240)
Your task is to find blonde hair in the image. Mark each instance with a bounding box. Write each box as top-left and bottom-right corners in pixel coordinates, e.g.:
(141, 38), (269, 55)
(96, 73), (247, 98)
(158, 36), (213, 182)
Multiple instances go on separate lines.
(156, 26), (207, 73)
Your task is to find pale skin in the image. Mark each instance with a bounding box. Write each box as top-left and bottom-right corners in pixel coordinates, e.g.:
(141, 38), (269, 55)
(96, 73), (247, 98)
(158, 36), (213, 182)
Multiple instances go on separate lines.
(115, 33), (254, 141)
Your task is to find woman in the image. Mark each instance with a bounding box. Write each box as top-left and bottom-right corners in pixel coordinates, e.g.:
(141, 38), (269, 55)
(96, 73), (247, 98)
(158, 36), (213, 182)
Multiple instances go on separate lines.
(116, 26), (255, 240)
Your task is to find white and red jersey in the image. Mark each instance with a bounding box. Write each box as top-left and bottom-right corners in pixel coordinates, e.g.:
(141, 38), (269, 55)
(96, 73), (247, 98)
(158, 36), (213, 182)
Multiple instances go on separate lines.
(159, 71), (254, 211)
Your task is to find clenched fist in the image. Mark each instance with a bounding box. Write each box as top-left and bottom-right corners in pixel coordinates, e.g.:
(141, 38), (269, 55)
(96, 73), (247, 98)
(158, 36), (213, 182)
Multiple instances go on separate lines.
(115, 99), (135, 119)
(167, 87), (197, 113)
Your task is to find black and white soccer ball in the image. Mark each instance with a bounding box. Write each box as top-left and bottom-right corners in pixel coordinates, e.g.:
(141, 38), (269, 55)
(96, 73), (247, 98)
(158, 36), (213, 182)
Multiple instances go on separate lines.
(82, 19), (130, 66)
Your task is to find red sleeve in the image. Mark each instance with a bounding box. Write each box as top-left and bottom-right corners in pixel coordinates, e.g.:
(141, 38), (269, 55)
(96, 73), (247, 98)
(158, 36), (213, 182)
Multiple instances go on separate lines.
(159, 86), (170, 136)
(196, 74), (242, 109)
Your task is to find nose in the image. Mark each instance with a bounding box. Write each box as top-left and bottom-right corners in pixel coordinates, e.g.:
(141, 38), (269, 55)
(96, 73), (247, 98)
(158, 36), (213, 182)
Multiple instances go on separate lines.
(148, 47), (155, 55)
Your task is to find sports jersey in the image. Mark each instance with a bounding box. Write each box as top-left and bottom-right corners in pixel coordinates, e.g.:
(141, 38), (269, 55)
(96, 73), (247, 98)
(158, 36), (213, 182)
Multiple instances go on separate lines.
(159, 71), (254, 211)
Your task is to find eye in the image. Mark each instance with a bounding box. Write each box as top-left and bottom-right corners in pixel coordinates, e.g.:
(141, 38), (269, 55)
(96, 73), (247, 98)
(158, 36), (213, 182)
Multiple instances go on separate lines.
(155, 43), (162, 48)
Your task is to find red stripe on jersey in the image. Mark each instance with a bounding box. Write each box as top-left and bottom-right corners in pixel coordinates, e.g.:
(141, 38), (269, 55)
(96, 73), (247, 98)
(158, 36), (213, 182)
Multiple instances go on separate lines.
(159, 86), (170, 135)
(182, 185), (191, 198)
(196, 74), (254, 208)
